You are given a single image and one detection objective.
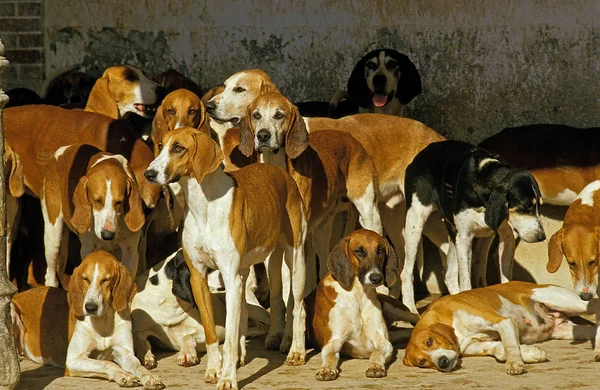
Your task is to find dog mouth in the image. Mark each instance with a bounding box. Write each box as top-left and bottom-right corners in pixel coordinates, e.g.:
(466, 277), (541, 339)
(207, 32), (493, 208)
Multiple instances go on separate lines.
(371, 91), (394, 108)
(257, 144), (279, 154)
(134, 103), (158, 116)
(209, 114), (240, 124)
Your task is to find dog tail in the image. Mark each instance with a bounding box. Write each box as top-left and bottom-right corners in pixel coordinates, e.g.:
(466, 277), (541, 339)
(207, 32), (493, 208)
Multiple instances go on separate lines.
(377, 293), (419, 326)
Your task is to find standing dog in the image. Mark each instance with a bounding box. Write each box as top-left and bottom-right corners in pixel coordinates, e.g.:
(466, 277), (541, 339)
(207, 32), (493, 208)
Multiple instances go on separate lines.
(402, 140), (545, 313)
(11, 251), (164, 388)
(337, 48), (421, 117)
(41, 144), (145, 286)
(403, 281), (597, 374)
(145, 127), (308, 389)
(306, 229), (409, 381)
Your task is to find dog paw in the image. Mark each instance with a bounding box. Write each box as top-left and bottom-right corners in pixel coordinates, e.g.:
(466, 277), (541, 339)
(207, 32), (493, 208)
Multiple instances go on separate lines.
(594, 352), (600, 362)
(285, 351), (306, 366)
(316, 367), (339, 381)
(177, 351), (199, 367)
(506, 360), (527, 375)
(521, 345), (548, 363)
(204, 369), (219, 384)
(366, 363), (386, 378)
(141, 374), (165, 389)
(114, 372), (141, 387)
(279, 335), (292, 354)
(143, 351), (157, 369)
(216, 378), (238, 390)
(264, 332), (282, 350)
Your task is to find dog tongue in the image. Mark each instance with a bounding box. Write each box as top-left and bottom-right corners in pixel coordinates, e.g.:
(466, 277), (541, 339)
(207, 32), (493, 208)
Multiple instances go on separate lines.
(372, 94), (388, 107)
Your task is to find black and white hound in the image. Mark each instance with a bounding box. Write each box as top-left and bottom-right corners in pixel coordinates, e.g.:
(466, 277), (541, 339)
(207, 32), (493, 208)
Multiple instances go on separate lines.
(401, 140), (546, 314)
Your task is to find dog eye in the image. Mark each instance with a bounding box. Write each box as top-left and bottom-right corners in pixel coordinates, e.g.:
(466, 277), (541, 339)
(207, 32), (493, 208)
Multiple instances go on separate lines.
(386, 60), (398, 69)
(94, 198), (103, 205)
(172, 144), (185, 153)
(233, 87), (246, 93)
(419, 358), (427, 367)
(589, 260), (596, 266)
(366, 62), (377, 70)
(274, 112), (285, 120)
(426, 337), (433, 347)
(377, 246), (385, 255)
(157, 142), (163, 151)
(253, 112), (262, 120)
(188, 109), (197, 115)
(114, 200), (122, 206)
(567, 260), (576, 268)
(353, 247), (366, 257)
(82, 276), (90, 283)
(167, 109), (175, 116)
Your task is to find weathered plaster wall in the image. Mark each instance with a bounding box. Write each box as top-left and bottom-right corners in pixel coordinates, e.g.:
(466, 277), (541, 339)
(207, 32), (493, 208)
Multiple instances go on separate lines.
(44, 0), (599, 142)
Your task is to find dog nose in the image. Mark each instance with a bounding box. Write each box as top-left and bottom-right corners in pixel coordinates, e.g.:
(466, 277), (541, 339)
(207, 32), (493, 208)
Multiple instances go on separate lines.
(257, 129), (271, 143)
(580, 292), (594, 301)
(85, 302), (98, 315)
(369, 272), (384, 286)
(536, 231), (546, 242)
(101, 229), (115, 241)
(205, 101), (216, 113)
(438, 356), (450, 370)
(373, 74), (387, 89)
(144, 169), (158, 182)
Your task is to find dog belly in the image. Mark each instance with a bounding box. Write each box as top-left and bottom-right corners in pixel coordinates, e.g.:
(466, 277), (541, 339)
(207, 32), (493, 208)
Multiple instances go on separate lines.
(341, 336), (377, 359)
(499, 297), (555, 344)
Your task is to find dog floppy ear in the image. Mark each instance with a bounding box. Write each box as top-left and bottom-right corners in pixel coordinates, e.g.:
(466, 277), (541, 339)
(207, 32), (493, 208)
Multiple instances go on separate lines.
(151, 104), (169, 157)
(68, 264), (86, 320)
(85, 74), (120, 119)
(484, 186), (508, 231)
(6, 146), (24, 198)
(71, 176), (92, 234)
(285, 104), (309, 159)
(197, 102), (211, 136)
(124, 176), (145, 232)
(327, 236), (355, 291)
(260, 79), (279, 95)
(112, 262), (137, 312)
(347, 54), (372, 108)
(547, 229), (564, 273)
(165, 250), (196, 307)
(238, 108), (256, 157)
(191, 133), (224, 183)
(383, 237), (399, 288)
(394, 51), (422, 105)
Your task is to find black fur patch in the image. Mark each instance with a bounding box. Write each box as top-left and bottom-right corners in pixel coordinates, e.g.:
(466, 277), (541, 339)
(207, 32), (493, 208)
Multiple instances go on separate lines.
(149, 274), (159, 285)
(123, 67), (139, 83)
(164, 250), (196, 307)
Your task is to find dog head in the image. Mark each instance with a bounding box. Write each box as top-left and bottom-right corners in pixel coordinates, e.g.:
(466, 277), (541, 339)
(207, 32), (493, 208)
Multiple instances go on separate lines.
(326, 229), (398, 291)
(485, 170), (545, 243)
(548, 224), (600, 301)
(163, 249), (196, 306)
(238, 92), (308, 159)
(4, 144), (24, 198)
(151, 89), (210, 156)
(403, 322), (460, 372)
(347, 49), (421, 110)
(86, 65), (162, 119)
(145, 127), (224, 186)
(45, 70), (95, 107)
(205, 69), (279, 125)
(71, 153), (145, 240)
(68, 250), (136, 319)
(152, 69), (204, 98)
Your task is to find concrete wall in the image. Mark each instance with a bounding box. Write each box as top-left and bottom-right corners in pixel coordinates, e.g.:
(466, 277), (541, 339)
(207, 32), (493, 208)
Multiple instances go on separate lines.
(42, 0), (599, 143)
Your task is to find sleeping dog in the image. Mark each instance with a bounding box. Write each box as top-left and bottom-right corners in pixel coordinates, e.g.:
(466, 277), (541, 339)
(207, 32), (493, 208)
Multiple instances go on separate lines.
(402, 140), (545, 314)
(330, 48), (422, 117)
(132, 249), (270, 369)
(403, 282), (597, 374)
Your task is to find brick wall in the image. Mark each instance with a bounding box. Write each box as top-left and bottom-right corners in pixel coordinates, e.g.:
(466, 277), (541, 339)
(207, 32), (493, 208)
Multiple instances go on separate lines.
(0, 0), (43, 93)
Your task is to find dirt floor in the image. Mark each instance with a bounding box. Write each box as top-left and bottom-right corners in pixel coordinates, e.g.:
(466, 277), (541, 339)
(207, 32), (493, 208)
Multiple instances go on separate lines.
(15, 332), (600, 390)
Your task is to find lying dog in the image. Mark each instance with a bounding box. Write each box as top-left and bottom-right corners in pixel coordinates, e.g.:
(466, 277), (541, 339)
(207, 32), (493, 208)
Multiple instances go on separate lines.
(402, 140), (545, 313)
(403, 281), (597, 374)
(132, 249), (269, 368)
(306, 229), (416, 381)
(11, 250), (164, 388)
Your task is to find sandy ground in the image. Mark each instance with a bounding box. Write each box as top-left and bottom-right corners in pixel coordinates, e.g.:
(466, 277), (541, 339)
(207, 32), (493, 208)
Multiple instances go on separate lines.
(16, 336), (600, 390)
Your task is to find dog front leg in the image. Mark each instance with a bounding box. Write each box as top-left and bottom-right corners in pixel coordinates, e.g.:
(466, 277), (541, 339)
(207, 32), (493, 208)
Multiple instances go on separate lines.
(177, 334), (199, 367)
(366, 335), (393, 378)
(315, 337), (346, 381)
(218, 265), (244, 390)
(120, 231), (141, 277)
(67, 354), (140, 387)
(494, 319), (526, 375)
(497, 222), (516, 283)
(455, 229), (474, 291)
(265, 244), (286, 350)
(182, 247), (222, 384)
(238, 267), (249, 366)
(282, 241), (307, 366)
(472, 236), (494, 287)
(113, 345), (164, 389)
(133, 333), (156, 369)
(42, 213), (64, 287)
(595, 282), (600, 361)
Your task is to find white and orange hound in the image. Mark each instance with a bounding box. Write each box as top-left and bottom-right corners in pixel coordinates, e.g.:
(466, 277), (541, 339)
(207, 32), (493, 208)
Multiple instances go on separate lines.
(41, 144), (145, 287)
(238, 91), (383, 294)
(404, 281), (597, 375)
(306, 229), (416, 381)
(205, 69), (446, 297)
(548, 180), (600, 359)
(145, 127), (308, 389)
(84, 65), (161, 120)
(11, 251), (164, 388)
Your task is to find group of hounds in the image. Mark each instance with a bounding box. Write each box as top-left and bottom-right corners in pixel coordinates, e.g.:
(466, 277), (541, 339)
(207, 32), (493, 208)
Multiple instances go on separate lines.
(3, 48), (600, 389)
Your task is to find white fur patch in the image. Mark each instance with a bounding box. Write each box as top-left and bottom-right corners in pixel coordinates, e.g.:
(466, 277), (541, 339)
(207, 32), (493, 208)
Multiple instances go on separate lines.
(544, 188), (578, 206)
(576, 180), (600, 206)
(53, 145), (72, 160)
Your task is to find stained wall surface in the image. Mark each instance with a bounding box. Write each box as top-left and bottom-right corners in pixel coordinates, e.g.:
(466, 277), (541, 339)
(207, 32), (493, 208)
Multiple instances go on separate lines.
(38, 0), (600, 141)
